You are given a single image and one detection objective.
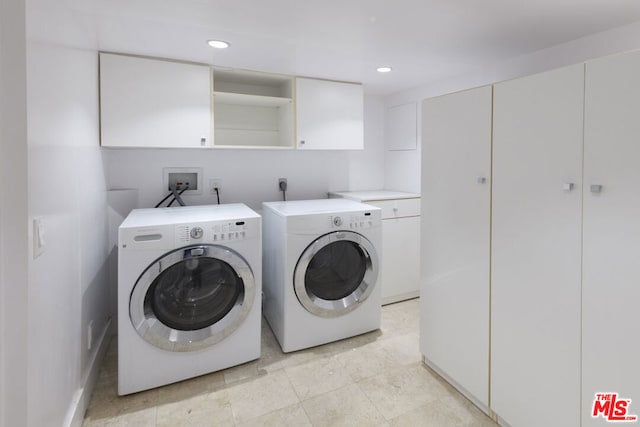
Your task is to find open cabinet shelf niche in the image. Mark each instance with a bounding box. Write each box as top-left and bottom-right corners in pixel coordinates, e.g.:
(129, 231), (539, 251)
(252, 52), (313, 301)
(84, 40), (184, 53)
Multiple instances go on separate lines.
(213, 69), (294, 148)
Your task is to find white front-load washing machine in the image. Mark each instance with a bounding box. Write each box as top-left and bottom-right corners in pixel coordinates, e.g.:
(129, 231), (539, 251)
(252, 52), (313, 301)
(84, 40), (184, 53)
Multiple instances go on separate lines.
(118, 204), (261, 395)
(262, 199), (382, 353)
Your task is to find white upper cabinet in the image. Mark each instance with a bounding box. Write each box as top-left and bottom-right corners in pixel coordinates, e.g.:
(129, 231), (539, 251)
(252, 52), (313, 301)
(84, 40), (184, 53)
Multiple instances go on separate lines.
(491, 64), (584, 427)
(99, 53), (212, 148)
(99, 53), (364, 150)
(295, 77), (364, 150)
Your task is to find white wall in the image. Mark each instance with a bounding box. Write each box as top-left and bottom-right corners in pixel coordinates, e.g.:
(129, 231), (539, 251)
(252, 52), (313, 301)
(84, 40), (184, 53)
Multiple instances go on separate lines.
(384, 19), (640, 193)
(104, 95), (385, 211)
(26, 43), (108, 426)
(26, 2), (108, 426)
(348, 96), (386, 191)
(0, 1), (29, 426)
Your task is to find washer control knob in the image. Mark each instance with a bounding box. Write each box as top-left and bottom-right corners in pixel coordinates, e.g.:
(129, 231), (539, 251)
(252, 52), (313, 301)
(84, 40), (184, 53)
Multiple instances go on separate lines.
(190, 227), (203, 239)
(333, 216), (343, 227)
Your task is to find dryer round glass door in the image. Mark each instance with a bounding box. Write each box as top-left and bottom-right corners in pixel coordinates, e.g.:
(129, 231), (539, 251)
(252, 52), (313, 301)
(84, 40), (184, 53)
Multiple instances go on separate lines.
(129, 244), (255, 351)
(294, 231), (378, 318)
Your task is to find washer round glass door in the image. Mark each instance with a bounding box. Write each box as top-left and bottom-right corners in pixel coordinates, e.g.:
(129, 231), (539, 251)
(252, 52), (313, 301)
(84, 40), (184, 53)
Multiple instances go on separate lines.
(130, 244), (254, 352)
(294, 231), (378, 318)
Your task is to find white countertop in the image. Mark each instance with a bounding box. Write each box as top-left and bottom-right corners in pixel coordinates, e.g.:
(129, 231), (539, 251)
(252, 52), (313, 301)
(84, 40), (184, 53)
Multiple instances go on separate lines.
(263, 198), (381, 216)
(329, 190), (420, 202)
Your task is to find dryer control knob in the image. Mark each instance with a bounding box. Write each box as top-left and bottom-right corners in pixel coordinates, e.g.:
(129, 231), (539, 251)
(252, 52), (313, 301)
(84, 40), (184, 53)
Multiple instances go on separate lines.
(333, 216), (343, 227)
(190, 227), (204, 239)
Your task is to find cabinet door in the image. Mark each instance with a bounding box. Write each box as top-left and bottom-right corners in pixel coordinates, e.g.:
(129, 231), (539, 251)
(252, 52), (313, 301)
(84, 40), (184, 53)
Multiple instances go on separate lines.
(295, 77), (363, 150)
(421, 85), (492, 407)
(582, 51), (640, 427)
(491, 64), (583, 427)
(381, 215), (420, 304)
(99, 53), (212, 148)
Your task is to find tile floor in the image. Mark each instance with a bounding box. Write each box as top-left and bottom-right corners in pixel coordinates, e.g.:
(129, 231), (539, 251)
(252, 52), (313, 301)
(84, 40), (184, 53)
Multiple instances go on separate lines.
(82, 299), (498, 426)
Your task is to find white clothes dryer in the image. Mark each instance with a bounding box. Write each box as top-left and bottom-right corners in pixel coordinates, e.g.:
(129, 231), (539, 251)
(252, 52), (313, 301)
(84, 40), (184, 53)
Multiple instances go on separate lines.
(262, 199), (382, 353)
(118, 204), (261, 395)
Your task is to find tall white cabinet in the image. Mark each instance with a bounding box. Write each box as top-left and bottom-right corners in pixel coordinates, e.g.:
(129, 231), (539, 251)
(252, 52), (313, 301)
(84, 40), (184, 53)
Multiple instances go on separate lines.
(422, 51), (640, 426)
(491, 64), (584, 427)
(421, 85), (492, 408)
(582, 51), (640, 426)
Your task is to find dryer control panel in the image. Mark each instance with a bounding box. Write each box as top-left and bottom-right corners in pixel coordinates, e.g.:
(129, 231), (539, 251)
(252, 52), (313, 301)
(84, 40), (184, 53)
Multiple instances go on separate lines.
(286, 207), (381, 235)
(330, 213), (375, 230)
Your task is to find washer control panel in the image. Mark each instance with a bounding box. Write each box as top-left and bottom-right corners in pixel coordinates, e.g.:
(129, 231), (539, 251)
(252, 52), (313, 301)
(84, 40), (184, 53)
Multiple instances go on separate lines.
(211, 221), (249, 242)
(175, 220), (254, 245)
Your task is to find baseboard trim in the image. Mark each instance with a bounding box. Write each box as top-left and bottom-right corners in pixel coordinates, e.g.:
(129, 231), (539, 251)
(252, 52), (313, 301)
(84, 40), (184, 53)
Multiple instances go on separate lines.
(422, 356), (491, 417)
(381, 291), (420, 305)
(64, 318), (114, 427)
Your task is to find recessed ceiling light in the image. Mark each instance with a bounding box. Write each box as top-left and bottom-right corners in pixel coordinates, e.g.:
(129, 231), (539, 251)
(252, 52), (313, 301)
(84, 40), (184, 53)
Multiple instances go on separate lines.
(207, 40), (230, 49)
(376, 66), (392, 73)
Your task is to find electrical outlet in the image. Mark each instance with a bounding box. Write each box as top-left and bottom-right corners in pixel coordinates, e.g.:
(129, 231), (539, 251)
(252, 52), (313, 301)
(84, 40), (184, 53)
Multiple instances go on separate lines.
(278, 178), (288, 191)
(209, 178), (222, 194)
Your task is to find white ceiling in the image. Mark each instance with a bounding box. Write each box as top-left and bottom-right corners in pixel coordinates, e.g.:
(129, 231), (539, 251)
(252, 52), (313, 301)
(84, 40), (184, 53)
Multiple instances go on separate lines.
(29, 0), (640, 94)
